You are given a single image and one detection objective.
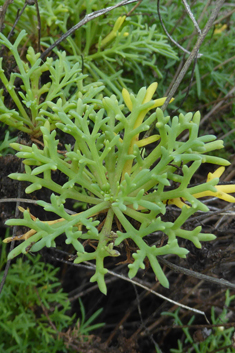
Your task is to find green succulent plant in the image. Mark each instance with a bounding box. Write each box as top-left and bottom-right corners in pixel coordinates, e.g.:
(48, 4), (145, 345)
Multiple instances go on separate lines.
(0, 30), (103, 137)
(4, 81), (235, 294)
(2, 5), (235, 295)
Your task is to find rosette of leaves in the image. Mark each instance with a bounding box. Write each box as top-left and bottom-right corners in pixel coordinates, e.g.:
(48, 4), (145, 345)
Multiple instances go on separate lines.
(5, 83), (233, 294)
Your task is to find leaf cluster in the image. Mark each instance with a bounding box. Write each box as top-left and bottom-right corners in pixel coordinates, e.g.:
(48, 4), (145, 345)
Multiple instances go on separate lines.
(0, 240), (104, 353)
(0, 30), (103, 137)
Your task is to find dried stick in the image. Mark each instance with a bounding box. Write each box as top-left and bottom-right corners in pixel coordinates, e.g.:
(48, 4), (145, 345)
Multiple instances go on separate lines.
(182, 0), (201, 35)
(157, 0), (202, 57)
(158, 256), (235, 290)
(40, 0), (138, 61)
(0, 198), (76, 215)
(6, 0), (41, 53)
(145, 0), (225, 138)
(7, 2), (28, 40)
(34, 0), (41, 53)
(83, 261), (208, 320)
(181, 84), (235, 141)
(181, 55), (235, 95)
(160, 0), (225, 111)
(0, 0), (13, 33)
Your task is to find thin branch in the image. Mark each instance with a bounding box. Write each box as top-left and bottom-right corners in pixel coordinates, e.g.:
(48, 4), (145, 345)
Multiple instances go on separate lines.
(0, 198), (76, 215)
(131, 283), (160, 350)
(44, 249), (208, 320)
(213, 7), (235, 25)
(6, 0), (41, 52)
(152, 321), (235, 331)
(126, 0), (143, 17)
(158, 257), (235, 290)
(0, 0), (13, 33)
(181, 84), (235, 141)
(83, 262), (209, 320)
(105, 281), (160, 345)
(220, 127), (235, 141)
(0, 198), (40, 204)
(198, 85), (235, 126)
(145, 0), (225, 138)
(164, 54), (186, 97)
(160, 0), (225, 111)
(181, 55), (235, 95)
(170, 50), (198, 114)
(157, 0), (202, 58)
(182, 0), (201, 35)
(40, 0), (138, 61)
(34, 0), (41, 53)
(7, 1), (28, 40)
